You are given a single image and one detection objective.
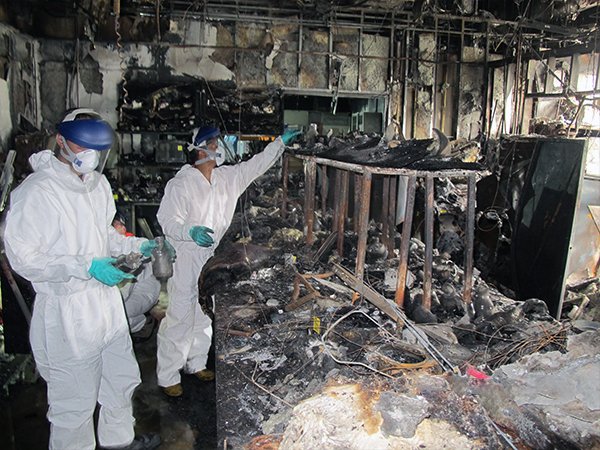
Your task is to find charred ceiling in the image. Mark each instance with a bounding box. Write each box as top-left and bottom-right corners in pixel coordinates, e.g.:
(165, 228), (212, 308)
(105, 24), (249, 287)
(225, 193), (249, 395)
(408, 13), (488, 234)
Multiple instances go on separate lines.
(1, 0), (598, 47)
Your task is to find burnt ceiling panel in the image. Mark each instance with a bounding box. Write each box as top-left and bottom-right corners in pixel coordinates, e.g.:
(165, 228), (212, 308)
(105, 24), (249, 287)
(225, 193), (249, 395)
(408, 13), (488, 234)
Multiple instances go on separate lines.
(360, 33), (389, 92)
(333, 27), (359, 91)
(299, 28), (329, 89)
(0, 1), (598, 64)
(235, 23), (268, 88)
(210, 23), (235, 70)
(270, 23), (299, 87)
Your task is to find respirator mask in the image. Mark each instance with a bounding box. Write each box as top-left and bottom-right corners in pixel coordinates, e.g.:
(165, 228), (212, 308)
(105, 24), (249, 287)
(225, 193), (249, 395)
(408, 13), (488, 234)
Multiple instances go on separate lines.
(60, 136), (102, 174)
(57, 108), (114, 189)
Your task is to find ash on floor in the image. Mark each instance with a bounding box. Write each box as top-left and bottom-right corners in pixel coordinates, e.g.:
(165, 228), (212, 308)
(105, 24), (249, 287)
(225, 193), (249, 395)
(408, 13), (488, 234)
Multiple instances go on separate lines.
(0, 319), (217, 450)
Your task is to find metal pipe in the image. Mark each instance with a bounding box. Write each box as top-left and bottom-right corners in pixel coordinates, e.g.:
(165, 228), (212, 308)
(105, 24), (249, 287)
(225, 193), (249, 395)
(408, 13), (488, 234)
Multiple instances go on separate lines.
(463, 174), (476, 305)
(303, 159), (317, 245)
(320, 165), (328, 212)
(387, 175), (397, 257)
(381, 175), (391, 247)
(295, 154), (479, 178)
(423, 174), (434, 310)
(281, 153), (289, 219)
(355, 171), (372, 279)
(395, 175), (416, 307)
(481, 21), (490, 138)
(353, 173), (361, 233)
(332, 169), (342, 234)
(337, 170), (350, 256)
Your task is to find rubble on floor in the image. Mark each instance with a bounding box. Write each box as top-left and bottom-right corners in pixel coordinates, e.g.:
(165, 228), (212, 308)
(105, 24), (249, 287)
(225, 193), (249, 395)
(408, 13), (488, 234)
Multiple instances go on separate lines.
(207, 167), (599, 449)
(486, 330), (600, 449)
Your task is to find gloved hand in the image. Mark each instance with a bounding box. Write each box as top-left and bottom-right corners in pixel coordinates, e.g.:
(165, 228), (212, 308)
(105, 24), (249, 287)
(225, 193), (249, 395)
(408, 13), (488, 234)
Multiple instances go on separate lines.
(161, 238), (177, 261)
(89, 257), (135, 286)
(140, 240), (158, 257)
(140, 238), (177, 261)
(281, 129), (302, 146)
(189, 225), (214, 247)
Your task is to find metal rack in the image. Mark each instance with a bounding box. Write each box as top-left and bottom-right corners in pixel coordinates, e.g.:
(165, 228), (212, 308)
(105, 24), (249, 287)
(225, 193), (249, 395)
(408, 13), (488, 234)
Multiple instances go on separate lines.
(286, 154), (480, 311)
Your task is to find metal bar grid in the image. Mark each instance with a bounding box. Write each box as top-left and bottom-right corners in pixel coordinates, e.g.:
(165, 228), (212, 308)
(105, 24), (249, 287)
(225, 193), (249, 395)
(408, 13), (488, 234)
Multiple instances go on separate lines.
(296, 154), (480, 310)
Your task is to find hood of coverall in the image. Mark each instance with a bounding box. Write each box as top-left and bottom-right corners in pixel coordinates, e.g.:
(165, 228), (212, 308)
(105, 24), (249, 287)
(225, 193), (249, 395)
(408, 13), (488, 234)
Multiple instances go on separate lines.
(29, 150), (105, 194)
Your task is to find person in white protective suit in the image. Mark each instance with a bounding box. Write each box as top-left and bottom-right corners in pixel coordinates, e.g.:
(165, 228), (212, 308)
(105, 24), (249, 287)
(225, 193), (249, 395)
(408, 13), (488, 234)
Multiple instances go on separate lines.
(3, 108), (168, 450)
(112, 214), (161, 335)
(156, 125), (301, 397)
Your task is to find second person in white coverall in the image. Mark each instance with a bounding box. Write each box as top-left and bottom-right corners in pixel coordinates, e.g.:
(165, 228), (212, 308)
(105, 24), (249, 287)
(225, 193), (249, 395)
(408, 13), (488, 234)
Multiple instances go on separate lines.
(3, 108), (165, 450)
(156, 126), (300, 396)
(113, 214), (162, 334)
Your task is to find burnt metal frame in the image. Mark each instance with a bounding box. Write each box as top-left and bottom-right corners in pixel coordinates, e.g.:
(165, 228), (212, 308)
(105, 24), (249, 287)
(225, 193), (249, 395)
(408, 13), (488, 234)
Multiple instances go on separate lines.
(288, 154), (479, 311)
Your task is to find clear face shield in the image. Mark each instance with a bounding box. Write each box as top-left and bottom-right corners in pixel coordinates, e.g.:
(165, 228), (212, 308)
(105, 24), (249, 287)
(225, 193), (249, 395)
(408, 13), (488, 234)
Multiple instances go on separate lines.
(188, 126), (238, 167)
(59, 137), (112, 175)
(57, 108), (115, 191)
(217, 135), (240, 165)
(188, 137), (221, 166)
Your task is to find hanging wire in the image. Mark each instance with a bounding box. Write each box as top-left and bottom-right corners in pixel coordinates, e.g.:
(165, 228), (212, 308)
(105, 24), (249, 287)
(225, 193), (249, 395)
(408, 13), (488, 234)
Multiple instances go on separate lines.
(201, 69), (253, 266)
(156, 0), (161, 43)
(580, 1), (600, 138)
(114, 0), (128, 125)
(236, 86), (250, 247)
(203, 78), (229, 135)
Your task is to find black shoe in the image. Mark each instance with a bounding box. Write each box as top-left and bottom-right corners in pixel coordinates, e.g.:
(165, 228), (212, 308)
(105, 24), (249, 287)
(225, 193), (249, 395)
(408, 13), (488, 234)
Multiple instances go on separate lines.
(132, 316), (158, 344)
(103, 433), (161, 450)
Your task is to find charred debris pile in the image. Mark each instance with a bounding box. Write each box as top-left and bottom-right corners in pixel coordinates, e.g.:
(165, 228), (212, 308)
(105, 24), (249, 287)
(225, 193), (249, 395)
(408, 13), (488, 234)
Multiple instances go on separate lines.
(294, 127), (483, 171)
(201, 134), (600, 450)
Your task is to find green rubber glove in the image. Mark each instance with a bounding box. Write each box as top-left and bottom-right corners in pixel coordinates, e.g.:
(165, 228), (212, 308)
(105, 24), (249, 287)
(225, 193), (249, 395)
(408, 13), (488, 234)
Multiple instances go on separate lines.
(141, 238), (176, 260)
(160, 238), (177, 261)
(281, 129), (302, 145)
(140, 240), (158, 257)
(189, 226), (214, 247)
(89, 257), (135, 286)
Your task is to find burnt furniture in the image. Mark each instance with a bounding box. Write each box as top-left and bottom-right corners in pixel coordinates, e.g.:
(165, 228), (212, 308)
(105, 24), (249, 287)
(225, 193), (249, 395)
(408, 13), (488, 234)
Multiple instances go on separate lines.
(288, 154), (480, 311)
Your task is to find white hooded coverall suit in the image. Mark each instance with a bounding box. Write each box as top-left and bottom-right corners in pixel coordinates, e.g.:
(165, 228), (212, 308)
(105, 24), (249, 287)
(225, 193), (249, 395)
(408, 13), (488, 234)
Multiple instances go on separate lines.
(156, 137), (285, 387)
(121, 265), (161, 333)
(4, 151), (146, 450)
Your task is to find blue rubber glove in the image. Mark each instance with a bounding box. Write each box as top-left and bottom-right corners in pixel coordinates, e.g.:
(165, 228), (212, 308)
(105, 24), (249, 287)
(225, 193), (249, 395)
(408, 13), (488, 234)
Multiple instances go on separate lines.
(89, 257), (135, 286)
(281, 129), (302, 145)
(189, 225), (214, 247)
(140, 240), (158, 257)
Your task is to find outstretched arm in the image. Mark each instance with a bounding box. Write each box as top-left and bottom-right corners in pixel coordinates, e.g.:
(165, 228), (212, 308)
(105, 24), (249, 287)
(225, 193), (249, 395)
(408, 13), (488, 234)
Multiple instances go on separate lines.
(235, 137), (286, 193)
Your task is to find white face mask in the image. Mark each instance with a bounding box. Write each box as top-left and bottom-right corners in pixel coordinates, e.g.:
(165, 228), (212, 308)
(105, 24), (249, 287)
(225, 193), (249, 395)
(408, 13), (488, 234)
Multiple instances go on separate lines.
(194, 148), (221, 166)
(61, 137), (100, 174)
(72, 149), (100, 174)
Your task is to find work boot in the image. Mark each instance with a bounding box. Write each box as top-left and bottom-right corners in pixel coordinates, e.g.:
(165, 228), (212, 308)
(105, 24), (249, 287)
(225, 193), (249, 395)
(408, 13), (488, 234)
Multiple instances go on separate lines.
(194, 369), (215, 381)
(131, 316), (158, 344)
(102, 433), (161, 450)
(162, 383), (183, 397)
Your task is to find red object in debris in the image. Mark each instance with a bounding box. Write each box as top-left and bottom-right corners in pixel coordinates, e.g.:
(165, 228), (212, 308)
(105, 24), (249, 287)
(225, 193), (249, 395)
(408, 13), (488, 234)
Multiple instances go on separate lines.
(465, 364), (490, 380)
